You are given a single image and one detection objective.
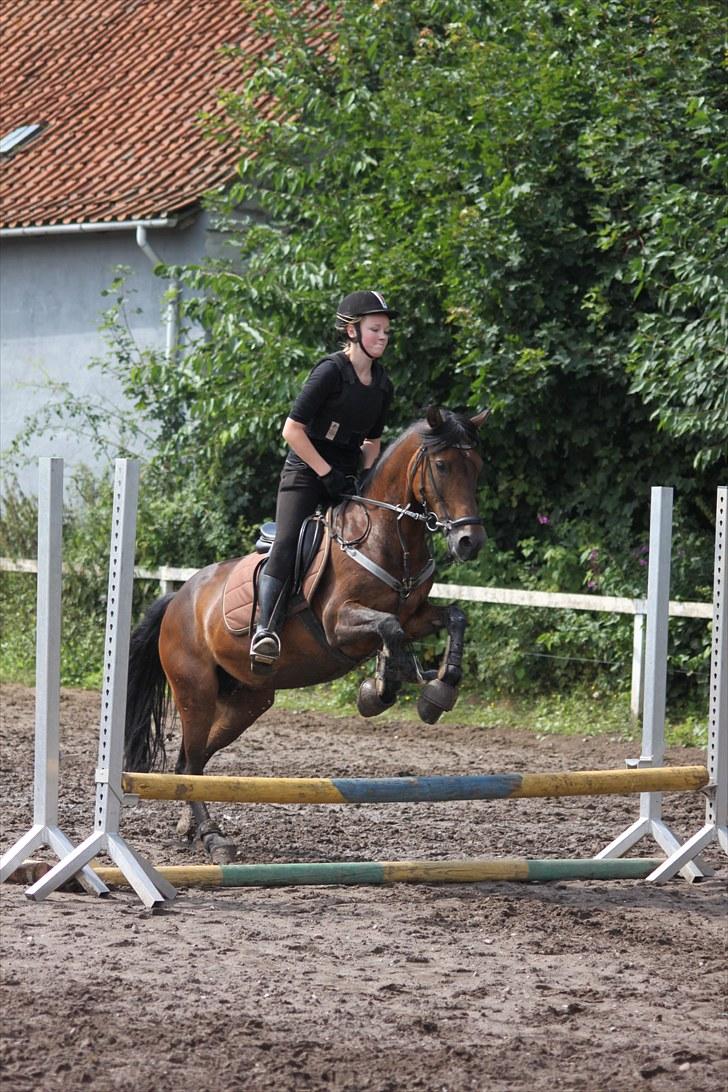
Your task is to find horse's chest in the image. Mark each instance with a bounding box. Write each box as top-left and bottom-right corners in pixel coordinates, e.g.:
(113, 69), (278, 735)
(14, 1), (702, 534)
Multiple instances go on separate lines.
(397, 587), (430, 623)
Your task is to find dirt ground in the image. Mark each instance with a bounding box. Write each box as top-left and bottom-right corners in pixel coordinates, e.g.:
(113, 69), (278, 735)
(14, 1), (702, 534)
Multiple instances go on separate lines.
(0, 683), (726, 1092)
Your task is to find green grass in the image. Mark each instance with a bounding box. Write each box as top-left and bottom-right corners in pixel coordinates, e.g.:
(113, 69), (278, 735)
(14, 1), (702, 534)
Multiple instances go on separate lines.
(0, 663), (706, 748)
(274, 680), (708, 749)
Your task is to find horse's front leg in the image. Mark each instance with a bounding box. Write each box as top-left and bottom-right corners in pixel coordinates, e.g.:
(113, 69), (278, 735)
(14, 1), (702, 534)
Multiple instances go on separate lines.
(329, 603), (410, 717)
(356, 648), (404, 717)
(404, 601), (468, 724)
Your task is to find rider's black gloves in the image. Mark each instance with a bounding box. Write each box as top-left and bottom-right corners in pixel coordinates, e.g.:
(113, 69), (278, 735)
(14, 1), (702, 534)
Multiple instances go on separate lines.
(319, 467), (349, 501)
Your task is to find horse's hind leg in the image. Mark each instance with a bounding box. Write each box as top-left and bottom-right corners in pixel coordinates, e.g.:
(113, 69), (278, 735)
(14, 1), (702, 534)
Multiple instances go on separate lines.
(167, 666), (232, 861)
(174, 743), (197, 842)
(174, 678), (275, 863)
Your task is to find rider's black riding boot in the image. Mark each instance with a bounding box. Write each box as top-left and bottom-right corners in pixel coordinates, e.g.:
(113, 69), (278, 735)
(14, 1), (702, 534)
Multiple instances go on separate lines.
(250, 572), (289, 669)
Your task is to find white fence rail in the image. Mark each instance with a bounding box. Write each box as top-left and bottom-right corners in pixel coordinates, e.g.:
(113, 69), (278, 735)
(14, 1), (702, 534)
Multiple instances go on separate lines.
(1, 557), (712, 718)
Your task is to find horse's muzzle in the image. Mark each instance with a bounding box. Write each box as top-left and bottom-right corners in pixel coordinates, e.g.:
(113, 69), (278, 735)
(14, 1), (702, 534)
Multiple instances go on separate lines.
(448, 524), (486, 562)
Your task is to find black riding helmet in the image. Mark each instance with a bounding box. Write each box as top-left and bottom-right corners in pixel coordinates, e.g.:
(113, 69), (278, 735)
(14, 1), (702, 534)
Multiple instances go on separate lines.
(335, 291), (397, 359)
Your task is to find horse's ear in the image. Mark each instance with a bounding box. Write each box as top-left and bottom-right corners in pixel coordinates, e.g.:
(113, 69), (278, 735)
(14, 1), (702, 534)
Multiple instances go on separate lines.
(470, 407), (491, 429)
(426, 405), (443, 429)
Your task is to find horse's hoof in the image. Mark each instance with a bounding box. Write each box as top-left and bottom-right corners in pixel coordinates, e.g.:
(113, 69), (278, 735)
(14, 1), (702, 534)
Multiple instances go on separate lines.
(417, 679), (457, 724)
(209, 841), (237, 865)
(357, 678), (396, 718)
(197, 821), (237, 863)
(200, 832), (237, 864)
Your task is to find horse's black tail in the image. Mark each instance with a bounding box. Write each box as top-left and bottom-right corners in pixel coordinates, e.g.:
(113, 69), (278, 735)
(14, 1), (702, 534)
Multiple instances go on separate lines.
(124, 593), (175, 772)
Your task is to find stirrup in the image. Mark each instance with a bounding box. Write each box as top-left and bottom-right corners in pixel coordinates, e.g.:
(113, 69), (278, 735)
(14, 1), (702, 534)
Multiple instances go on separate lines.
(250, 630), (281, 665)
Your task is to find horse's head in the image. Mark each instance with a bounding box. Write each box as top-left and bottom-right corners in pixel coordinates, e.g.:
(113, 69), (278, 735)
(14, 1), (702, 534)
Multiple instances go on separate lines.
(411, 406), (489, 562)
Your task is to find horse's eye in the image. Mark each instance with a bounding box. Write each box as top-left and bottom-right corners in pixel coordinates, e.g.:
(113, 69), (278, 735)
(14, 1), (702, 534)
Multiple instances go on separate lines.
(434, 459), (448, 473)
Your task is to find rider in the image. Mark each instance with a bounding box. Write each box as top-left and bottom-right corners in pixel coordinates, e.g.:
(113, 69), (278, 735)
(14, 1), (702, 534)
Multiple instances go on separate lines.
(250, 290), (396, 669)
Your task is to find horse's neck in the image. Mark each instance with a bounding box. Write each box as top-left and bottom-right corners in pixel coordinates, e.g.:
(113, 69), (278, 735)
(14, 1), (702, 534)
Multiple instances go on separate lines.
(367, 439), (417, 508)
(363, 442), (428, 558)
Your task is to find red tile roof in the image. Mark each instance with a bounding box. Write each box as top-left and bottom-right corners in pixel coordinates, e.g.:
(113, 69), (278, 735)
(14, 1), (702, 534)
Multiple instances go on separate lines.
(0, 1), (329, 228)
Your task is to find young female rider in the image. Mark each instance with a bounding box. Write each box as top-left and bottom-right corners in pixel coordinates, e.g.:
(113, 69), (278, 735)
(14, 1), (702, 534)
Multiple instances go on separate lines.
(250, 290), (396, 669)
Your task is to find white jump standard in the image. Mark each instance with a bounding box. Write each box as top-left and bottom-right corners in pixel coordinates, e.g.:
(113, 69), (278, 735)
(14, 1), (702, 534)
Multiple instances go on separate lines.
(0, 459), (105, 894)
(24, 461), (175, 907)
(647, 485), (727, 880)
(596, 487), (710, 879)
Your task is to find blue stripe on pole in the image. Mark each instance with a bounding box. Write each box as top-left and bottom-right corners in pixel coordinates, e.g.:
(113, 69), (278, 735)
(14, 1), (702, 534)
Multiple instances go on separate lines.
(330, 774), (523, 803)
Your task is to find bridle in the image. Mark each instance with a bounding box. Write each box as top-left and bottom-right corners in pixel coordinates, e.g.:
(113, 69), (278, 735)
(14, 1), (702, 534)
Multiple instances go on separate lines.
(330, 442), (483, 599)
(410, 443), (484, 534)
(342, 444), (483, 530)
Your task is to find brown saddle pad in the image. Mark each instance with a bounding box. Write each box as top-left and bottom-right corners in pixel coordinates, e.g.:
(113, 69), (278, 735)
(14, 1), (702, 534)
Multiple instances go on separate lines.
(222, 529), (330, 636)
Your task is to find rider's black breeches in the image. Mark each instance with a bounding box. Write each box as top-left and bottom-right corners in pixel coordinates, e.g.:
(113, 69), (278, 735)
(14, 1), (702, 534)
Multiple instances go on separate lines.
(263, 462), (328, 583)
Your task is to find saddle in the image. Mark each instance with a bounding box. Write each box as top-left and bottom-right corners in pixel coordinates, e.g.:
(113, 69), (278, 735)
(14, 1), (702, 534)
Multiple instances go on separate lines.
(222, 516), (329, 636)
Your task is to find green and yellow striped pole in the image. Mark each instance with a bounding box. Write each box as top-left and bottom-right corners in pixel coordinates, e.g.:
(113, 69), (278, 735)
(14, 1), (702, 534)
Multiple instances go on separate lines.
(91, 857), (665, 889)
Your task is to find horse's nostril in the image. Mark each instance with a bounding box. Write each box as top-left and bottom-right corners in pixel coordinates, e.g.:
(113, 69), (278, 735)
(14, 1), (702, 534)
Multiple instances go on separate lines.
(457, 530), (485, 560)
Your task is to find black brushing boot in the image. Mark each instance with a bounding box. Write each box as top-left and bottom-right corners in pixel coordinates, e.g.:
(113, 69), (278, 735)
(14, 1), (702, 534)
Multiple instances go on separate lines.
(250, 572), (289, 670)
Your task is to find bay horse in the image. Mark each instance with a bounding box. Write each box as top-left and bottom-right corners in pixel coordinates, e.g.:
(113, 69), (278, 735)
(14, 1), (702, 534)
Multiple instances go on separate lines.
(124, 405), (488, 861)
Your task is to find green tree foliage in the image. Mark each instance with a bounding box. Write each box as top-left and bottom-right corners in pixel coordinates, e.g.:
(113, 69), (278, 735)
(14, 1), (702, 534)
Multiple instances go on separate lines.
(125, 0), (725, 559)
(576, 4), (728, 473)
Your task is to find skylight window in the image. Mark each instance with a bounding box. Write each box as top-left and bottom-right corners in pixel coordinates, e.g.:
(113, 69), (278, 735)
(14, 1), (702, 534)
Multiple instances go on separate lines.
(0, 123), (45, 155)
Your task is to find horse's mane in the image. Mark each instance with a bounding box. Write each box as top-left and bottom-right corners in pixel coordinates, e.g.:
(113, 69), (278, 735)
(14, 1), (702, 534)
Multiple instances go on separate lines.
(364, 408), (479, 490)
(417, 408), (481, 452)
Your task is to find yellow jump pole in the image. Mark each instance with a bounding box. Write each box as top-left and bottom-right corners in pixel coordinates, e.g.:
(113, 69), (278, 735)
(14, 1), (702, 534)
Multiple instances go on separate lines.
(121, 766), (709, 805)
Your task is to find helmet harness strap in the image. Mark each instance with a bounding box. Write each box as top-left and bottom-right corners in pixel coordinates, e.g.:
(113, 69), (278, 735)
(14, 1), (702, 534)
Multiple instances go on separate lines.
(348, 322), (377, 360)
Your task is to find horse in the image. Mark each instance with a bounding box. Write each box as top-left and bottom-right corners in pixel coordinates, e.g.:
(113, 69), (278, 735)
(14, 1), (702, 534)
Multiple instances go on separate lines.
(124, 405), (489, 861)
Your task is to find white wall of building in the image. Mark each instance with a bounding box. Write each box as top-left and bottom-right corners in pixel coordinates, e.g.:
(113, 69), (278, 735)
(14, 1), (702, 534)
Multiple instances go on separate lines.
(0, 211), (219, 494)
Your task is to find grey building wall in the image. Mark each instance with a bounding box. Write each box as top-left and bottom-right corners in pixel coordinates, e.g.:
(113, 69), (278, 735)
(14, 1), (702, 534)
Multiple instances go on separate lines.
(0, 210), (221, 494)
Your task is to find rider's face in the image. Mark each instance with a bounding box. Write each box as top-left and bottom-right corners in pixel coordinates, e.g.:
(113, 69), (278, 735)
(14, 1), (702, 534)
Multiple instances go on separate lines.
(351, 315), (390, 358)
